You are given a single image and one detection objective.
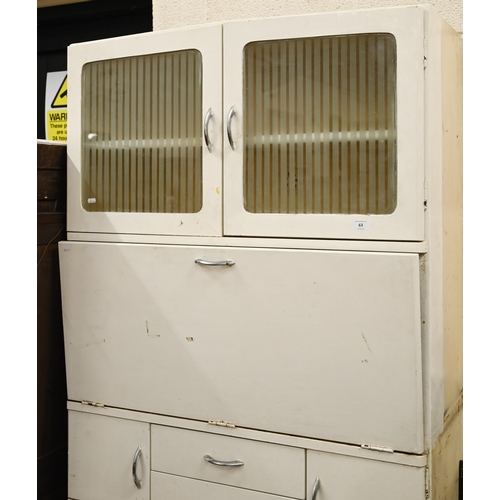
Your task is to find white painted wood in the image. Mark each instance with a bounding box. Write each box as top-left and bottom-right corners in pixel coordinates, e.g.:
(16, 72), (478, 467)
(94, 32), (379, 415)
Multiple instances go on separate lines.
(151, 472), (300, 500)
(223, 7), (425, 241)
(60, 241), (423, 453)
(67, 24), (223, 237)
(151, 425), (305, 497)
(420, 5), (464, 459)
(68, 410), (150, 500)
(306, 450), (426, 500)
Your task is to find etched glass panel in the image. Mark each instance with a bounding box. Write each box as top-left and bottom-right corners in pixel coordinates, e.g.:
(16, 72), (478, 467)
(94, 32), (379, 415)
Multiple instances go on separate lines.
(81, 49), (203, 213)
(243, 34), (397, 215)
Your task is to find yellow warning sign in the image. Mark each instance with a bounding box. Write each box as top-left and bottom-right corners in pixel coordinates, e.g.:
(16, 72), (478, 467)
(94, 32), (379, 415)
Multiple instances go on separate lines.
(46, 72), (68, 142)
(51, 75), (68, 108)
(47, 110), (67, 142)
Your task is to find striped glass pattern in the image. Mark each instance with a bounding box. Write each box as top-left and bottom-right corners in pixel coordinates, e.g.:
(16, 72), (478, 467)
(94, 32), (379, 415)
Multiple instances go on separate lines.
(81, 50), (203, 213)
(243, 34), (397, 215)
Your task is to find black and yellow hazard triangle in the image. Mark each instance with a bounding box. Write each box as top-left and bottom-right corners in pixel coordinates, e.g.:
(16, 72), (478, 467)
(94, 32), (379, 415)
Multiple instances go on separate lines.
(51, 75), (68, 108)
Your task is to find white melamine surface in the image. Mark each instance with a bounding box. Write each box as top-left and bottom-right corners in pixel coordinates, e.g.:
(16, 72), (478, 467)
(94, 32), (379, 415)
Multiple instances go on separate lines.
(151, 472), (301, 500)
(151, 425), (305, 498)
(60, 240), (424, 453)
(306, 449), (426, 500)
(68, 411), (150, 500)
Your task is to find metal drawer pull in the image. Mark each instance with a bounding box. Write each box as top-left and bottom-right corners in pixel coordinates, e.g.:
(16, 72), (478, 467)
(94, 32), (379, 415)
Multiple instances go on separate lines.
(132, 446), (142, 489)
(311, 477), (321, 500)
(204, 108), (214, 152)
(195, 259), (235, 267)
(204, 454), (244, 467)
(226, 105), (236, 150)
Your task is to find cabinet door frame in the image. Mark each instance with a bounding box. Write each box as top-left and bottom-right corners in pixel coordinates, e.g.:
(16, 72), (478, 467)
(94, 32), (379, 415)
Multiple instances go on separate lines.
(223, 7), (425, 241)
(67, 24), (223, 237)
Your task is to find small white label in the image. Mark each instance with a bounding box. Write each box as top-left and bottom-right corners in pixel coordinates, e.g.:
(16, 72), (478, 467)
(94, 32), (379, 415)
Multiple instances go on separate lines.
(88, 198), (97, 204)
(354, 220), (370, 231)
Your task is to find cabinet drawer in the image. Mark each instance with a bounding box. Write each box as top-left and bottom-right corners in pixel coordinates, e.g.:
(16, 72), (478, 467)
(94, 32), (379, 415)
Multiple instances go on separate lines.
(152, 472), (302, 500)
(151, 426), (305, 498)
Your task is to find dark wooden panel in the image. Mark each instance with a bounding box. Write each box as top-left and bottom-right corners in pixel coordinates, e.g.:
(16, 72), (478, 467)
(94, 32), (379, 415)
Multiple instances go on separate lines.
(37, 141), (66, 170)
(38, 142), (68, 500)
(38, 142), (67, 214)
(37, 170), (67, 211)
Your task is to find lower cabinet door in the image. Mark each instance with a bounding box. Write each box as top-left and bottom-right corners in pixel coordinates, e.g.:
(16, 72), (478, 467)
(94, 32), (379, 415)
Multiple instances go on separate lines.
(306, 451), (426, 500)
(61, 242), (423, 453)
(68, 411), (150, 500)
(151, 472), (303, 500)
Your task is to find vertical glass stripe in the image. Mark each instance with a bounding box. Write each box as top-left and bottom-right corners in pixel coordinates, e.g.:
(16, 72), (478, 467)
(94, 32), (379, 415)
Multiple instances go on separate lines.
(321, 37), (330, 214)
(110, 59), (117, 213)
(279, 41), (288, 214)
(288, 41), (296, 213)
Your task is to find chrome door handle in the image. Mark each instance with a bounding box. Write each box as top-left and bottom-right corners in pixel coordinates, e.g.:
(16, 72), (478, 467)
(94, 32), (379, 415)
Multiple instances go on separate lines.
(226, 105), (236, 150)
(195, 259), (235, 267)
(311, 477), (321, 500)
(204, 454), (244, 467)
(204, 108), (214, 152)
(132, 447), (142, 489)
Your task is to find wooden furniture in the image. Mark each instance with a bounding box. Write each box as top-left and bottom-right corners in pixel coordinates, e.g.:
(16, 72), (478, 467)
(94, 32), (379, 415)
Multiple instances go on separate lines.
(60, 5), (462, 499)
(37, 140), (68, 500)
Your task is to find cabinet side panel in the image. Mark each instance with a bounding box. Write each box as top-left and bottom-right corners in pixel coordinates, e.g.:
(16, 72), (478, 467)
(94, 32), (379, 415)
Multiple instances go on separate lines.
(441, 18), (463, 416)
(431, 396), (463, 500)
(431, 17), (463, 500)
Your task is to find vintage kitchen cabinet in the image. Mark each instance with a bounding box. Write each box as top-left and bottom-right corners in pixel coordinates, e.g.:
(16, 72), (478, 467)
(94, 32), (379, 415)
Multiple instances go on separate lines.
(60, 5), (462, 499)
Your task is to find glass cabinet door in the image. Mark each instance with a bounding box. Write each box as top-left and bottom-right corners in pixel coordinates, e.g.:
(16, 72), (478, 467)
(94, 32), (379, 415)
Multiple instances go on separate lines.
(242, 33), (397, 216)
(223, 8), (425, 241)
(81, 49), (203, 215)
(67, 25), (223, 237)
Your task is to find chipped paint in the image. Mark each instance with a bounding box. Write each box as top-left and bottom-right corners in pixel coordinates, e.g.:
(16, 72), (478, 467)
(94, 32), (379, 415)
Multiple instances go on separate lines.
(146, 321), (160, 338)
(361, 333), (372, 354)
(208, 420), (236, 428)
(71, 339), (105, 348)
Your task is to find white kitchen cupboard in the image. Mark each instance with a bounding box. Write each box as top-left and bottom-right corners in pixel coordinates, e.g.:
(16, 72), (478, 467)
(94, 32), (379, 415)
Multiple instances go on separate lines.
(67, 7), (425, 242)
(66, 23), (223, 237)
(60, 4), (462, 500)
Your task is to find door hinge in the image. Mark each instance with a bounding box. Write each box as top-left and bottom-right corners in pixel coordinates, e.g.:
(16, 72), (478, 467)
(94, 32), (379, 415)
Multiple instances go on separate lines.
(208, 420), (236, 428)
(81, 400), (105, 408)
(360, 443), (394, 454)
(425, 467), (430, 498)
